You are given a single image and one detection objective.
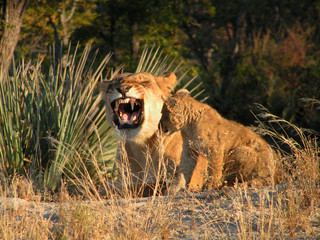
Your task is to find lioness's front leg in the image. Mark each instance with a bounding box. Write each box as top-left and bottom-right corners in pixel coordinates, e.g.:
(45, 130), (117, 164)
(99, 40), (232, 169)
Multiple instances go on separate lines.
(165, 172), (186, 195)
(165, 148), (192, 195)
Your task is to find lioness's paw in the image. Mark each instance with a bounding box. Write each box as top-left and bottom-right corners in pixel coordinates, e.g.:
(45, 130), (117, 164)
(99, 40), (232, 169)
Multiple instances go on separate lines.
(165, 173), (187, 196)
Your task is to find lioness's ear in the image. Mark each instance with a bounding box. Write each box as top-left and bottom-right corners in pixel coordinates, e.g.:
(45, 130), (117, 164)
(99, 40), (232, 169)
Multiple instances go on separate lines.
(97, 81), (110, 102)
(155, 72), (177, 95)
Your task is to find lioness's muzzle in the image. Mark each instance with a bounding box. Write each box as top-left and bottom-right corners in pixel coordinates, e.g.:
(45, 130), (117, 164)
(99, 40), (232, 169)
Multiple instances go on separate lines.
(111, 97), (144, 129)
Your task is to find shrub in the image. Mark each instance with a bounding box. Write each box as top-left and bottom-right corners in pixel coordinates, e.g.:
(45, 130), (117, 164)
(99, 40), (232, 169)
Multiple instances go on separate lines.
(0, 46), (117, 192)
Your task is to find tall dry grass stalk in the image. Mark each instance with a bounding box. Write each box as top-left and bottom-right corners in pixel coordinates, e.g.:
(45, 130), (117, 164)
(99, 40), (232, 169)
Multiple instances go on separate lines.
(251, 104), (320, 238)
(1, 44), (319, 238)
(95, 132), (172, 199)
(1, 109), (320, 239)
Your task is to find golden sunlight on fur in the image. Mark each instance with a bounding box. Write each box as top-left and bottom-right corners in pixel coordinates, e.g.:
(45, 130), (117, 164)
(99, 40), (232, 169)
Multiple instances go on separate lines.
(98, 72), (183, 196)
(160, 90), (276, 194)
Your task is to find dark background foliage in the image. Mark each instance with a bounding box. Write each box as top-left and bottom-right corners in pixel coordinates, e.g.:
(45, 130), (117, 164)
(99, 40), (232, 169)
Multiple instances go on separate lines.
(2, 0), (320, 129)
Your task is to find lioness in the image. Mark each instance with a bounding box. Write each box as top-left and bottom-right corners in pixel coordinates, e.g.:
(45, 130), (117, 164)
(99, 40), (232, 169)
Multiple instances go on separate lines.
(98, 72), (183, 196)
(160, 90), (275, 193)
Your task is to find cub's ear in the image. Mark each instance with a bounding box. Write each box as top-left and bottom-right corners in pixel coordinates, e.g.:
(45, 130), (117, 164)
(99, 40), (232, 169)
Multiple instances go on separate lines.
(155, 72), (177, 95)
(161, 94), (168, 102)
(162, 95), (176, 107)
(176, 89), (190, 96)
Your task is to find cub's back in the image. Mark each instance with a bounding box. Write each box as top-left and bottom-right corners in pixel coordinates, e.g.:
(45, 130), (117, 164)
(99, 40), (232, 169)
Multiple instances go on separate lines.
(177, 94), (269, 150)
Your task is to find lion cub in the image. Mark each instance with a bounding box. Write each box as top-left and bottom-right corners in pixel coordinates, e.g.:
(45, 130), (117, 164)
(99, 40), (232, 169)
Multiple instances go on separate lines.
(160, 90), (275, 193)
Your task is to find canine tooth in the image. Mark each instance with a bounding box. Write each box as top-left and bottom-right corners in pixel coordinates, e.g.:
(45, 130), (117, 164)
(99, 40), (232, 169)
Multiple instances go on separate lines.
(115, 101), (119, 111)
(121, 98), (129, 103)
(130, 100), (135, 111)
(118, 117), (123, 125)
(129, 115), (134, 124)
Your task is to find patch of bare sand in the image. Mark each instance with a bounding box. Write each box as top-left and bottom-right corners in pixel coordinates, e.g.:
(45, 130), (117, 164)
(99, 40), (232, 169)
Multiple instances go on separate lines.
(1, 184), (319, 239)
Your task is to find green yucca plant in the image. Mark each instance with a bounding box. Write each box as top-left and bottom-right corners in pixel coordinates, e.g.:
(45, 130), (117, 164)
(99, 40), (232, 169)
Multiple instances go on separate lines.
(0, 46), (118, 191)
(43, 46), (118, 190)
(0, 65), (31, 176)
(0, 60), (53, 178)
(136, 44), (205, 99)
(0, 43), (204, 195)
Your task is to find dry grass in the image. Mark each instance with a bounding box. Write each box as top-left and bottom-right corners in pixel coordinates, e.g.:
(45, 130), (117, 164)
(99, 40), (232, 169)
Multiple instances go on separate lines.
(1, 111), (320, 239)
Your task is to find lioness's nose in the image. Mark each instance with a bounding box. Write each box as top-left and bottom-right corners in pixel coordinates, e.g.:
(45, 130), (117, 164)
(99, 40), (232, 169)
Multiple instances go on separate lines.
(116, 85), (132, 95)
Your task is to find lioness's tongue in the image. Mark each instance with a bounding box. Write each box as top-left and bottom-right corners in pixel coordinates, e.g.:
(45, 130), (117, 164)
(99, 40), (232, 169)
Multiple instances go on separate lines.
(122, 113), (130, 122)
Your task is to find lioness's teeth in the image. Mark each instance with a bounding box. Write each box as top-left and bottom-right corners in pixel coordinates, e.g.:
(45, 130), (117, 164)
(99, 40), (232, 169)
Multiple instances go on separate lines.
(129, 115), (134, 124)
(118, 117), (123, 125)
(130, 100), (135, 111)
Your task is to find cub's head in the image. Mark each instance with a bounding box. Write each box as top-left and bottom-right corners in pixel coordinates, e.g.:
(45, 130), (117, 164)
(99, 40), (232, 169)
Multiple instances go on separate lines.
(160, 89), (190, 136)
(98, 72), (177, 143)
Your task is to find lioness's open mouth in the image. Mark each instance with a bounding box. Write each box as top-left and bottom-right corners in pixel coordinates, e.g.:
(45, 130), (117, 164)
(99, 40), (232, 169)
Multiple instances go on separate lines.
(111, 98), (144, 129)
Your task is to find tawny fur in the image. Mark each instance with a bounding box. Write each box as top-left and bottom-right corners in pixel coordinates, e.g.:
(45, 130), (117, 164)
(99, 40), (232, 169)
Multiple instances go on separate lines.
(98, 72), (183, 196)
(160, 90), (276, 193)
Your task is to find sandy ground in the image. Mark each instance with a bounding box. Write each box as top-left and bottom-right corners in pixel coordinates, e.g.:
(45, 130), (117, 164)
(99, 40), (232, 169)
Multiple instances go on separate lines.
(1, 184), (320, 239)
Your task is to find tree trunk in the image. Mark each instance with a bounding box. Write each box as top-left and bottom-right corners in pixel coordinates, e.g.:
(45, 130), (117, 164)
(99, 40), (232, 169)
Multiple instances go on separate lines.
(183, 23), (209, 73)
(220, 0), (248, 98)
(130, 23), (140, 61)
(48, 16), (62, 65)
(0, 0), (29, 75)
(60, 0), (77, 47)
